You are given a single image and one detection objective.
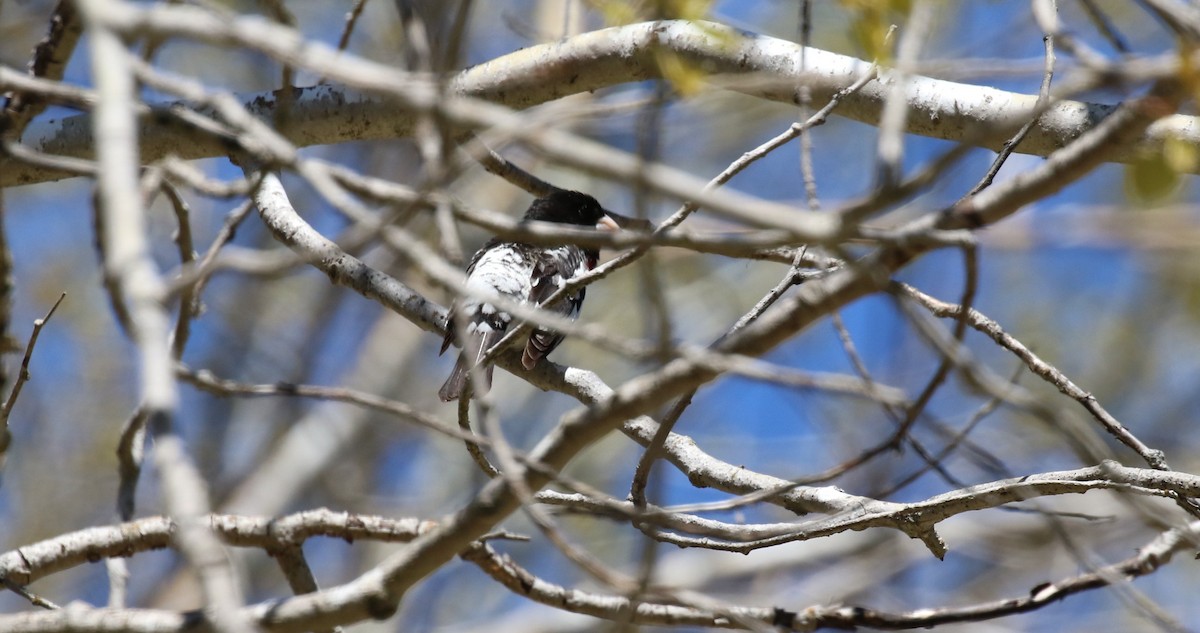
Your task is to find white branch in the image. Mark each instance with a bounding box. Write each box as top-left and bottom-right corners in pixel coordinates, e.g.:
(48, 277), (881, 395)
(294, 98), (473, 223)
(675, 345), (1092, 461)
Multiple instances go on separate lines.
(5, 17), (1198, 189)
(76, 1), (251, 631)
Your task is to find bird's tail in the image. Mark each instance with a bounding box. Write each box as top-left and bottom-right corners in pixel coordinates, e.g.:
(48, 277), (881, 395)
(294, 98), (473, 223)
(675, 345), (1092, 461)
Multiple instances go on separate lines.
(438, 332), (499, 402)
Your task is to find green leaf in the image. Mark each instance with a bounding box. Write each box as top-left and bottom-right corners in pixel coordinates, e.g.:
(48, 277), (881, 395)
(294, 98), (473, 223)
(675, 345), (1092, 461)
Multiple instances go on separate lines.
(1164, 136), (1199, 174)
(1125, 147), (1181, 204)
(656, 50), (707, 96)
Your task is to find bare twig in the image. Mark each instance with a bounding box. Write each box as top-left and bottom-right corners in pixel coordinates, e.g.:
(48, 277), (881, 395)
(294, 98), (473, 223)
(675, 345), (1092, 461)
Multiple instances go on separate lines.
(0, 0), (84, 140)
(269, 547), (340, 633)
(78, 1), (250, 631)
(967, 2), (1058, 195)
(630, 247), (810, 506)
(887, 244), (979, 452)
(896, 282), (1172, 469)
(874, 2), (933, 192)
(336, 0), (371, 52)
(1, 578), (60, 610)
(0, 293), (64, 482)
(158, 179), (201, 359)
(457, 392), (499, 478)
(791, 519), (1200, 630)
(1078, 0), (1132, 53)
(178, 364), (490, 447)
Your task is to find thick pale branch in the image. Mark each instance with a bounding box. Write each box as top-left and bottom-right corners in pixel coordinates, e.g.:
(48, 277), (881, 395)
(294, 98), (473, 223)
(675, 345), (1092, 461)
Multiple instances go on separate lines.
(460, 518), (1200, 632)
(3, 504), (1194, 632)
(79, 2), (248, 629)
(795, 519), (1200, 630)
(534, 456), (1199, 553)
(0, 511), (435, 588)
(5, 18), (1198, 188)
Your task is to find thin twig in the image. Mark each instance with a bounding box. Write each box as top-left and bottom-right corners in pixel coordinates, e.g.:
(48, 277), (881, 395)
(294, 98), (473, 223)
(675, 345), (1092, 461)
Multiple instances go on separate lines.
(0, 292), (64, 422)
(1, 578), (60, 610)
(458, 393), (499, 478)
(887, 244), (979, 451)
(178, 364), (492, 447)
(896, 282), (1172, 470)
(967, 3), (1057, 195)
(0, 193), (12, 412)
(630, 247), (809, 506)
(873, 5), (931, 192)
(1077, 0), (1131, 53)
(797, 0), (818, 210)
(269, 546), (341, 633)
(473, 144), (556, 196)
(0, 293), (65, 482)
(633, 81), (674, 360)
(336, 0), (371, 52)
(875, 364), (1015, 498)
(163, 199), (254, 299)
(159, 179), (200, 359)
(479, 380), (640, 595)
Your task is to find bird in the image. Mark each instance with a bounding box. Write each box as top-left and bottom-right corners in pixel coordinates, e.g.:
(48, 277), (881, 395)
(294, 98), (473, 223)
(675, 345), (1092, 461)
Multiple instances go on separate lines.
(438, 189), (619, 402)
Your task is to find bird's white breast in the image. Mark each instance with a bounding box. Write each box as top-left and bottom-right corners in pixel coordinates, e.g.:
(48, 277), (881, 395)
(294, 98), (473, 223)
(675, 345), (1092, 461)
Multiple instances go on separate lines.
(463, 244), (535, 307)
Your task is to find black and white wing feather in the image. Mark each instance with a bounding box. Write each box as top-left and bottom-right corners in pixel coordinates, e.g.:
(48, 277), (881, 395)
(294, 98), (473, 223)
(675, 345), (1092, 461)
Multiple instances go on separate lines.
(521, 245), (594, 370)
(438, 240), (536, 402)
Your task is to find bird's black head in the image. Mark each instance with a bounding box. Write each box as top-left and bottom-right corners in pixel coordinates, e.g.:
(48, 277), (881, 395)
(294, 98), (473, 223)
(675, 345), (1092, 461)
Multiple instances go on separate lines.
(523, 190), (609, 226)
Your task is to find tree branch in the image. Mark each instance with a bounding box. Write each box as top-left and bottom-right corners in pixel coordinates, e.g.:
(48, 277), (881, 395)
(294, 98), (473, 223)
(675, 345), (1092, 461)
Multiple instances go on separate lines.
(5, 17), (1198, 188)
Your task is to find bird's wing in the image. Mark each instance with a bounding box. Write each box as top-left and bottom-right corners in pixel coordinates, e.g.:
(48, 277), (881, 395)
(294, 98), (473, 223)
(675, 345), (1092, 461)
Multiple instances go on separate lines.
(522, 246), (590, 370)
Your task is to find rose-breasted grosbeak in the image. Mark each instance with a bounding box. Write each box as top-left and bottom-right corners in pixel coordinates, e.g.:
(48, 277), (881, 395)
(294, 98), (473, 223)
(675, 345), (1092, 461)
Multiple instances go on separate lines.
(438, 190), (619, 402)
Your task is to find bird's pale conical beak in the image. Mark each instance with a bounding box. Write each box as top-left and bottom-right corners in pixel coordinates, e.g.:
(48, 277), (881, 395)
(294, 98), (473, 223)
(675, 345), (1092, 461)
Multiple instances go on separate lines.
(597, 214), (621, 231)
(599, 211), (652, 231)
